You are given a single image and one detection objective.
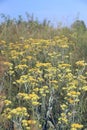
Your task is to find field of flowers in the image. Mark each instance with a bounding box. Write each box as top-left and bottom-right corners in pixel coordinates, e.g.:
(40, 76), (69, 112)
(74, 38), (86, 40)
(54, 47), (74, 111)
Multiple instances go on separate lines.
(0, 35), (87, 130)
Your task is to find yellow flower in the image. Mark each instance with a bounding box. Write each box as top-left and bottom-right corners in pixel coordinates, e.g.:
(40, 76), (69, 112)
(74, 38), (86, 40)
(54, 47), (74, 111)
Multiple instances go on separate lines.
(4, 108), (11, 113)
(43, 85), (48, 89)
(23, 95), (30, 100)
(28, 120), (36, 125)
(21, 58), (27, 63)
(45, 90), (49, 93)
(36, 62), (51, 68)
(59, 113), (68, 124)
(61, 44), (69, 48)
(76, 60), (86, 66)
(10, 107), (27, 117)
(26, 56), (32, 60)
(82, 86), (87, 91)
(15, 64), (28, 70)
(61, 104), (67, 110)
(71, 128), (77, 130)
(71, 123), (83, 129)
(24, 44), (30, 49)
(67, 98), (74, 104)
(39, 124), (42, 128)
(33, 88), (39, 92)
(17, 92), (27, 98)
(58, 63), (71, 69)
(7, 115), (12, 119)
(8, 70), (14, 75)
(42, 93), (46, 97)
(22, 119), (28, 123)
(40, 88), (44, 94)
(11, 109), (17, 114)
(26, 127), (30, 130)
(67, 91), (80, 97)
(4, 100), (12, 106)
(29, 92), (39, 100)
(22, 120), (28, 127)
(62, 118), (68, 124)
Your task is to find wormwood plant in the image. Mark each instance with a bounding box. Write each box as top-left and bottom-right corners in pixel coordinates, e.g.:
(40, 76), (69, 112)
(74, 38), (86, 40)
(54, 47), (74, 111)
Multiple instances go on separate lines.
(0, 35), (87, 130)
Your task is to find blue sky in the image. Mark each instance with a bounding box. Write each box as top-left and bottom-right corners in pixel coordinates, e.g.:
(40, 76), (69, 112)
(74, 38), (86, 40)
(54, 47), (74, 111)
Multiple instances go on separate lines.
(0, 0), (87, 26)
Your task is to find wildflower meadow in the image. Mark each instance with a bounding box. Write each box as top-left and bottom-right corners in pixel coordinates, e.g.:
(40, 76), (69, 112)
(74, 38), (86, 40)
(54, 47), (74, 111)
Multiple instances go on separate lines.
(0, 16), (87, 130)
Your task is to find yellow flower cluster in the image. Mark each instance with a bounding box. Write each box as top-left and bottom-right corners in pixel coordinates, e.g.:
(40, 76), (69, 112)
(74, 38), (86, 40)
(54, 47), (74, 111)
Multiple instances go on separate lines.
(58, 63), (71, 69)
(67, 91), (80, 97)
(36, 62), (51, 68)
(58, 113), (68, 124)
(22, 119), (37, 129)
(60, 104), (67, 110)
(10, 107), (28, 117)
(17, 92), (40, 106)
(76, 60), (86, 66)
(71, 123), (83, 129)
(1, 107), (12, 120)
(39, 85), (49, 96)
(15, 64), (28, 70)
(82, 86), (87, 91)
(29, 92), (39, 100)
(1, 35), (86, 129)
(4, 100), (12, 106)
(66, 90), (80, 104)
